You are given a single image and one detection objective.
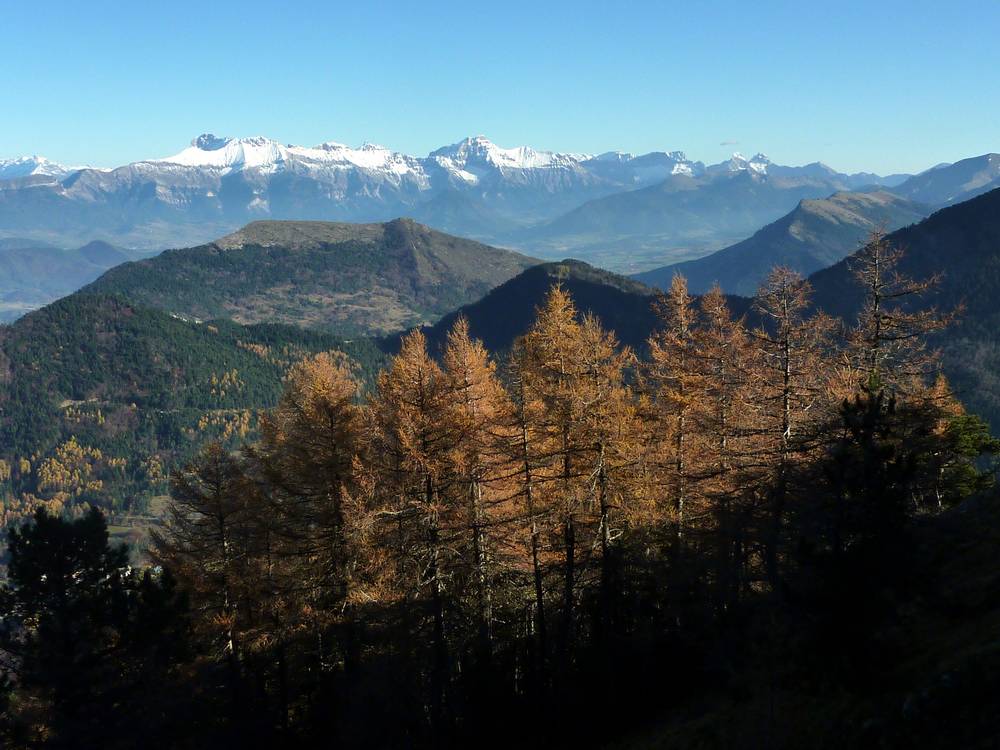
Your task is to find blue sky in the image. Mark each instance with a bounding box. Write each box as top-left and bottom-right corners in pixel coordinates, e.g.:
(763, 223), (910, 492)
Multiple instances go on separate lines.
(3, 0), (997, 174)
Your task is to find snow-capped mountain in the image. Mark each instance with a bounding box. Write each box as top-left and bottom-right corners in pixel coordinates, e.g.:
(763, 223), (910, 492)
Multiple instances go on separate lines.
(149, 134), (427, 179)
(0, 133), (912, 259)
(0, 156), (78, 180)
(151, 134), (289, 171)
(708, 152), (771, 175)
(429, 135), (588, 180)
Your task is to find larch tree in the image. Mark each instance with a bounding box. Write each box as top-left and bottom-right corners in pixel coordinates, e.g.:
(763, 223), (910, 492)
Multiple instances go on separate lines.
(694, 284), (755, 606)
(646, 274), (703, 546)
(575, 312), (638, 640)
(439, 317), (513, 660)
(248, 351), (366, 688)
(516, 285), (592, 671)
(506, 340), (554, 678)
(840, 231), (985, 516)
(846, 229), (950, 396)
(752, 267), (836, 588)
(365, 330), (453, 729)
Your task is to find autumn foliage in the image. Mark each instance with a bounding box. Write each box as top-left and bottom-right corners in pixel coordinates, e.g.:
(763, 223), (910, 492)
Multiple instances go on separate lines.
(2, 234), (996, 749)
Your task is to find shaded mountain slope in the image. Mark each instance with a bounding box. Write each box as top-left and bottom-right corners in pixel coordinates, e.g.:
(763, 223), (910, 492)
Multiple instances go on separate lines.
(889, 153), (1000, 206)
(417, 259), (660, 354)
(636, 191), (929, 295)
(807, 187), (1000, 429)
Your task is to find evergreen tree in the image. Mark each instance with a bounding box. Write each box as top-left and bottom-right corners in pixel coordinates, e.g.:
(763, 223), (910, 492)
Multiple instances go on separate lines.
(0, 509), (189, 749)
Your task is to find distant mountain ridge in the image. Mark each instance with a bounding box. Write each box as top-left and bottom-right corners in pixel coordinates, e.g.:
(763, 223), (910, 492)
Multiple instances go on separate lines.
(83, 218), (540, 337)
(887, 153), (1000, 205)
(0, 134), (910, 266)
(635, 190), (930, 295)
(516, 166), (894, 271)
(0, 155), (83, 180)
(0, 239), (143, 322)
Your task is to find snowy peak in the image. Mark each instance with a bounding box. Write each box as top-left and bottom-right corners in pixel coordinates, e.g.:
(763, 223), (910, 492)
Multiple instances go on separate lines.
(705, 152), (771, 176)
(727, 152), (770, 174)
(0, 155), (75, 180)
(151, 134), (427, 176)
(662, 152), (699, 176)
(595, 150), (704, 181)
(431, 135), (584, 173)
(153, 134), (288, 170)
(593, 151), (635, 163)
(291, 141), (422, 176)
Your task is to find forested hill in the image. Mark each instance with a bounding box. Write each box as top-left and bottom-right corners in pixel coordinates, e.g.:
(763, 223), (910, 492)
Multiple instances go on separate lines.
(807, 186), (1000, 429)
(83, 218), (540, 337)
(0, 293), (385, 526)
(417, 259), (660, 354)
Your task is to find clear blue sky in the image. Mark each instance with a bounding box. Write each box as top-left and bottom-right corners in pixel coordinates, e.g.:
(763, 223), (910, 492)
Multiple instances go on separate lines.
(3, 0), (997, 174)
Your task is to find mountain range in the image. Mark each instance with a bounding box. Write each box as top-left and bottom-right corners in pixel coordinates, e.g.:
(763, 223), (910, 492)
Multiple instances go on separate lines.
(0, 134), (914, 270)
(888, 153), (1000, 205)
(633, 154), (1000, 295)
(516, 161), (898, 271)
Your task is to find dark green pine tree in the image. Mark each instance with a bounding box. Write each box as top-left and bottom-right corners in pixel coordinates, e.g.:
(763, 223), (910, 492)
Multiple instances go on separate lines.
(0, 508), (191, 750)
